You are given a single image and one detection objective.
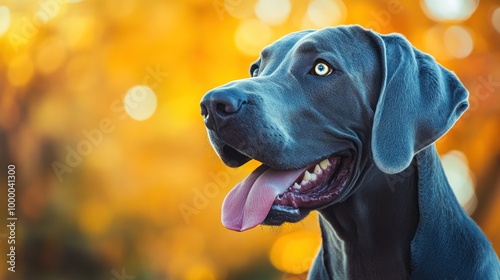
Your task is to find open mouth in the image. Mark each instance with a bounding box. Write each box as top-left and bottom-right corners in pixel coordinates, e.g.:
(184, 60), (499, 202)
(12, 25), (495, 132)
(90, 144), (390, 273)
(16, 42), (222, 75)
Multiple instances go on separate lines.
(264, 155), (352, 225)
(221, 151), (354, 231)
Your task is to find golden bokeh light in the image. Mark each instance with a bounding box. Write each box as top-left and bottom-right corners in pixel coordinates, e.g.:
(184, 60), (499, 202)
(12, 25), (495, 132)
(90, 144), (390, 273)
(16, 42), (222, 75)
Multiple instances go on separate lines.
(57, 15), (97, 50)
(423, 24), (475, 60)
(124, 85), (158, 121)
(223, 0), (256, 19)
(441, 150), (477, 214)
(0, 6), (11, 36)
(235, 19), (273, 56)
(269, 230), (321, 274)
(492, 7), (500, 33)
(255, 0), (291, 25)
(421, 0), (479, 22)
(443, 25), (474, 59)
(304, 0), (347, 28)
(1, 1), (500, 279)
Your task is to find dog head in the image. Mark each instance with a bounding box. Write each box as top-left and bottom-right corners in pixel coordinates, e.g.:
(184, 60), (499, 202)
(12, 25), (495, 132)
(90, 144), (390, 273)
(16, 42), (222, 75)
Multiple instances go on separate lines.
(200, 25), (468, 231)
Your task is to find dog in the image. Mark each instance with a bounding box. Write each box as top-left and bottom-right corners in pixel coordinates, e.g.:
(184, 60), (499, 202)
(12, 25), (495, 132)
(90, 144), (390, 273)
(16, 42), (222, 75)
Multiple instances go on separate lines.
(200, 25), (500, 279)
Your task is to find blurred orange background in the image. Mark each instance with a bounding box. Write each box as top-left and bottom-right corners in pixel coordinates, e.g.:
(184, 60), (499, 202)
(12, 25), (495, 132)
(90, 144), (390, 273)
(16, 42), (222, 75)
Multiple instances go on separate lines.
(0, 0), (499, 279)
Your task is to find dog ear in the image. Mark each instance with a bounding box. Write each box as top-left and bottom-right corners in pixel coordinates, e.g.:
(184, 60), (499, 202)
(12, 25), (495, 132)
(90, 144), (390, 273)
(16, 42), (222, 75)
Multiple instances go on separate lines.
(371, 33), (469, 174)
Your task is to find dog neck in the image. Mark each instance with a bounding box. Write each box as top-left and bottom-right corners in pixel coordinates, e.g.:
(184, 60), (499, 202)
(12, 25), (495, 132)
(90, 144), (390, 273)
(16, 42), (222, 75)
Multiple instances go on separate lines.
(314, 158), (419, 279)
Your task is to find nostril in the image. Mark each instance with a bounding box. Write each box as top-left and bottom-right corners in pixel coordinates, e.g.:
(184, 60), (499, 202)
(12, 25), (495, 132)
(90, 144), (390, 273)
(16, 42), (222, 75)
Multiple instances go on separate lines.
(200, 104), (209, 117)
(215, 99), (243, 116)
(216, 103), (227, 115)
(201, 89), (246, 122)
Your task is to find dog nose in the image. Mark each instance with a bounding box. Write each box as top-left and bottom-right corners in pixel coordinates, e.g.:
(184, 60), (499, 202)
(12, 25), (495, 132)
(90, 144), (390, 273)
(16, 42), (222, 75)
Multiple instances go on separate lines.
(200, 88), (246, 130)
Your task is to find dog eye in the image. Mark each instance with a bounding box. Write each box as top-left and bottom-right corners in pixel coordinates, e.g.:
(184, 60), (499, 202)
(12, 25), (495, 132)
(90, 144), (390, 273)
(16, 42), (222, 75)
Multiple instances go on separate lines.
(251, 67), (259, 77)
(312, 61), (332, 76)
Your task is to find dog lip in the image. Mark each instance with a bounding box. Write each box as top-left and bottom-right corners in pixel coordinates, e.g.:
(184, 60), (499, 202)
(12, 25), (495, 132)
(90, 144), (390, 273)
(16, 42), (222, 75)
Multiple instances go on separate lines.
(262, 205), (310, 226)
(219, 144), (251, 167)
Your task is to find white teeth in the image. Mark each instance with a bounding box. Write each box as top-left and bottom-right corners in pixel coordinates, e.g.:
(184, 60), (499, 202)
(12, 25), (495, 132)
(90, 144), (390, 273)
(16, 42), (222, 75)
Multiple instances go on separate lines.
(314, 164), (322, 175)
(296, 166), (322, 189)
(319, 159), (331, 170)
(311, 173), (317, 181)
(303, 171), (313, 181)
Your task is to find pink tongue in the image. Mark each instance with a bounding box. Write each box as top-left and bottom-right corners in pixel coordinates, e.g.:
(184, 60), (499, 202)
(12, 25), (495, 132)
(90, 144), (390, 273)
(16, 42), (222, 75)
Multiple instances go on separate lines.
(221, 164), (307, 231)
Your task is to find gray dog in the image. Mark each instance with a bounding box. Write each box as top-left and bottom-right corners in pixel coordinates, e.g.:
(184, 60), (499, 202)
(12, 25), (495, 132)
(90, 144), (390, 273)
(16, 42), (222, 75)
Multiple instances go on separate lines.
(200, 25), (500, 279)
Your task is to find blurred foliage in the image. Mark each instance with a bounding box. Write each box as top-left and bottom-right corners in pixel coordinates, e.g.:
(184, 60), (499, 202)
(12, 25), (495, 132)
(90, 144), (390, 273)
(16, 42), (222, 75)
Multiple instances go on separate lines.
(0, 0), (499, 279)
